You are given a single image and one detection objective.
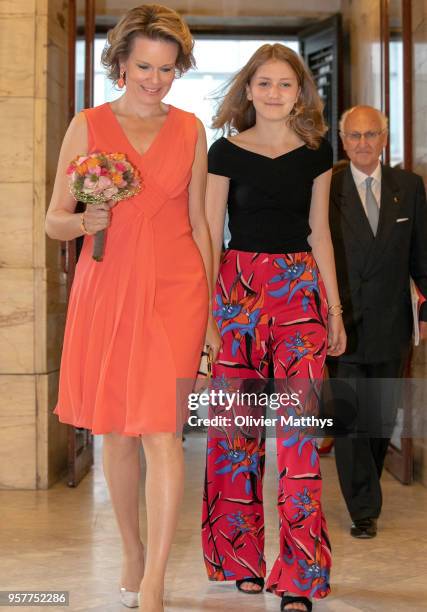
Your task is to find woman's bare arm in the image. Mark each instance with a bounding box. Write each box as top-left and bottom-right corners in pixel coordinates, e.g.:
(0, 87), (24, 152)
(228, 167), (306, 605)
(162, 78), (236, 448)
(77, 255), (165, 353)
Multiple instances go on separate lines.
(45, 112), (111, 240)
(308, 169), (346, 355)
(308, 169), (340, 305)
(205, 173), (229, 286)
(188, 120), (223, 357)
(188, 119), (213, 297)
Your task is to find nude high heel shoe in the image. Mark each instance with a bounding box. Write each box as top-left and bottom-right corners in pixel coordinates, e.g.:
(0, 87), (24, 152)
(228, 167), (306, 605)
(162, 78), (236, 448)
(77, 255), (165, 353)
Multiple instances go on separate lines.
(119, 587), (140, 608)
(119, 546), (144, 608)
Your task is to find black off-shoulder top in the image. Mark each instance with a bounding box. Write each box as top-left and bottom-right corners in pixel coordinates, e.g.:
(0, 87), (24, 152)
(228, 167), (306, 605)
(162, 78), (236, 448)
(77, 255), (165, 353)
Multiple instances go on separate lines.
(208, 136), (333, 253)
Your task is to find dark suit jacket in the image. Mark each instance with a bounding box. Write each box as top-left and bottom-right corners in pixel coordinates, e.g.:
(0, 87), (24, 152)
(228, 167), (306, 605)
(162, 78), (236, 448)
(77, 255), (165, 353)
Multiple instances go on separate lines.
(329, 164), (427, 363)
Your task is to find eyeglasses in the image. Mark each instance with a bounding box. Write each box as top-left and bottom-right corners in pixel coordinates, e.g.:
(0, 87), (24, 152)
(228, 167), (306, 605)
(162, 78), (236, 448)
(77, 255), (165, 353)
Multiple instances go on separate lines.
(341, 130), (386, 142)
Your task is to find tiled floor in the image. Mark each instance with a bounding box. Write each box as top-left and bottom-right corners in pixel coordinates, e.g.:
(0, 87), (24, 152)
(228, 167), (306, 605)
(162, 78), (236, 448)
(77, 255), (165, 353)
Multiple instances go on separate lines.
(0, 435), (426, 611)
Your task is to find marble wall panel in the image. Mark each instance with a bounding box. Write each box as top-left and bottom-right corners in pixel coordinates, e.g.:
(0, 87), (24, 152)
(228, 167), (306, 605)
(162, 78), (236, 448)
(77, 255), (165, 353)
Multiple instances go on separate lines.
(0, 0), (69, 489)
(0, 15), (35, 97)
(45, 99), (68, 202)
(35, 0), (48, 17)
(413, 1), (427, 183)
(47, 0), (68, 49)
(36, 370), (67, 489)
(33, 267), (67, 373)
(34, 267), (47, 373)
(0, 375), (36, 489)
(341, 0), (382, 109)
(34, 96), (47, 270)
(0, 1), (35, 16)
(0, 268), (34, 374)
(0, 98), (33, 183)
(45, 237), (63, 273)
(41, 106), (69, 279)
(46, 375), (68, 489)
(0, 183), (33, 268)
(46, 40), (68, 101)
(46, 268), (67, 372)
(34, 15), (48, 100)
(34, 13), (68, 269)
(46, 54), (68, 113)
(413, 0), (427, 33)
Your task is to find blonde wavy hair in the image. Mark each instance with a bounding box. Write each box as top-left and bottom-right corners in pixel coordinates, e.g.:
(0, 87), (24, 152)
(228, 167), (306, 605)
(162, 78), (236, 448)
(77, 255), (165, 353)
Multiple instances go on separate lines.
(213, 44), (327, 149)
(101, 4), (195, 82)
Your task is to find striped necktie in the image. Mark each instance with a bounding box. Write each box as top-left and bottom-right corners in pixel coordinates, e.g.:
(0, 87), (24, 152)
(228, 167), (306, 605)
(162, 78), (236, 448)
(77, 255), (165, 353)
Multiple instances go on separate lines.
(365, 176), (379, 235)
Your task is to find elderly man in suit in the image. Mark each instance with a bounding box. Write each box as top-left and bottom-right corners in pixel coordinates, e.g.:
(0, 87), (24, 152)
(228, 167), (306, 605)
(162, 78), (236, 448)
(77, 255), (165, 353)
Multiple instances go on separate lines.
(327, 105), (427, 538)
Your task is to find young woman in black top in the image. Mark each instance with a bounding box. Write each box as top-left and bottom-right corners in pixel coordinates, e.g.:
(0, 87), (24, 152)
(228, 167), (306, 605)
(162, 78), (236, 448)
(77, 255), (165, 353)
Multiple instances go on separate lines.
(201, 44), (346, 612)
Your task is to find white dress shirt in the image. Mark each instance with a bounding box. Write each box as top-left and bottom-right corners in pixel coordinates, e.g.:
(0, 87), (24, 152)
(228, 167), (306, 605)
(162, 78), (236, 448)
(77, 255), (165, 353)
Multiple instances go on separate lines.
(350, 161), (382, 215)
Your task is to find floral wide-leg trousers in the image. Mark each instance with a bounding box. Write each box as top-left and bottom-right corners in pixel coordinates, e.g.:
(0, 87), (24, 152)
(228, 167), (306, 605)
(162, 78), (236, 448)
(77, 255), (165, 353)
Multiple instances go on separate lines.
(201, 250), (331, 599)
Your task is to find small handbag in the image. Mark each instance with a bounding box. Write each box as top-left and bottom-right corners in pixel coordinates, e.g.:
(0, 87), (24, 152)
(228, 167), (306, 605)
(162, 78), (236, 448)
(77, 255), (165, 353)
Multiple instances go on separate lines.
(197, 345), (213, 378)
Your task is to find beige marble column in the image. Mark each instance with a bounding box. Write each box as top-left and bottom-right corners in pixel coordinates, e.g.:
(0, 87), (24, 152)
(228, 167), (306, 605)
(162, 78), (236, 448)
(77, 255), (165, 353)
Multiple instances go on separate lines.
(341, 0), (382, 109)
(0, 0), (69, 489)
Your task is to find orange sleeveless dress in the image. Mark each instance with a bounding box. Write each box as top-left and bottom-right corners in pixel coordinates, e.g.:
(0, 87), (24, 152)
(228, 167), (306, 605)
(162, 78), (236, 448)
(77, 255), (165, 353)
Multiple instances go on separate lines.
(54, 103), (209, 436)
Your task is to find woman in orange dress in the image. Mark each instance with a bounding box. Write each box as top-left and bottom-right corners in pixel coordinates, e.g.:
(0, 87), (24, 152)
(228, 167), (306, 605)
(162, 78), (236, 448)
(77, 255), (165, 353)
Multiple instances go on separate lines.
(45, 5), (220, 611)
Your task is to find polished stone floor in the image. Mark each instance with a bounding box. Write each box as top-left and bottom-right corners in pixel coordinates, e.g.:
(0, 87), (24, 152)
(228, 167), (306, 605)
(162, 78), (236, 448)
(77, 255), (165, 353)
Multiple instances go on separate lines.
(0, 435), (426, 611)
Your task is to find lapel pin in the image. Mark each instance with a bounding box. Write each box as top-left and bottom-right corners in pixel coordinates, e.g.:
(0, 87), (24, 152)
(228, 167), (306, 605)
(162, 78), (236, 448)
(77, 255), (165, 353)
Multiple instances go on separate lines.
(393, 195), (399, 203)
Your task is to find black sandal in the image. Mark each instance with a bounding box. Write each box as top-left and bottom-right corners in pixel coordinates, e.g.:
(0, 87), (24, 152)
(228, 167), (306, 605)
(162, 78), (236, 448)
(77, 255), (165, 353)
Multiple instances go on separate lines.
(280, 595), (312, 611)
(235, 577), (265, 594)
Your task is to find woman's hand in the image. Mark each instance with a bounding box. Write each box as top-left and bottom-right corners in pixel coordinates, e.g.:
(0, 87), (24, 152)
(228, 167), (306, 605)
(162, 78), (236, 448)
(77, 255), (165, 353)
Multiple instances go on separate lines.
(327, 314), (347, 356)
(82, 201), (114, 235)
(204, 315), (222, 362)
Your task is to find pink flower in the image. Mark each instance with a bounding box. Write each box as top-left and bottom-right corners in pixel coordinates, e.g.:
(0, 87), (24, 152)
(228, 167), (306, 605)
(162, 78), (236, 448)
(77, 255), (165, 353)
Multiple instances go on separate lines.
(114, 162), (127, 172)
(88, 165), (101, 176)
(98, 175), (113, 190)
(81, 175), (112, 195)
(83, 177), (96, 190)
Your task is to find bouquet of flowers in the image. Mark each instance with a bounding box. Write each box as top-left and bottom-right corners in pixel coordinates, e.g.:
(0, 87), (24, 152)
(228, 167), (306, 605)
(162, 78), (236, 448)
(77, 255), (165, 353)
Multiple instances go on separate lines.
(67, 152), (142, 261)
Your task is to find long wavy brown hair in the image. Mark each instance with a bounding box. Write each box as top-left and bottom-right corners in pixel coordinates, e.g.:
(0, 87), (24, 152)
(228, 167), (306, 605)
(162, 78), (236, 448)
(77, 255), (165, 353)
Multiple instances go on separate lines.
(213, 44), (327, 149)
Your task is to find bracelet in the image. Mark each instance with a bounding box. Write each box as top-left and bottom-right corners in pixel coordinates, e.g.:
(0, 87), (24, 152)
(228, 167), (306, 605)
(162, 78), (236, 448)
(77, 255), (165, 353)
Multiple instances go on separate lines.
(80, 213), (92, 236)
(328, 303), (343, 317)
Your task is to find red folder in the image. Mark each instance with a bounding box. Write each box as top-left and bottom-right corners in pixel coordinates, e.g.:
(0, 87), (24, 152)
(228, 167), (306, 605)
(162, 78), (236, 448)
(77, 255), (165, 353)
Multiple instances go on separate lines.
(410, 278), (426, 345)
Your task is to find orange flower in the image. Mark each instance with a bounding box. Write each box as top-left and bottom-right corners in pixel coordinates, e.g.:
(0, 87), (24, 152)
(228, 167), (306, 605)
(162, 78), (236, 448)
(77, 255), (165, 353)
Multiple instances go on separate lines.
(87, 157), (100, 169)
(76, 163), (88, 175)
(111, 172), (123, 185)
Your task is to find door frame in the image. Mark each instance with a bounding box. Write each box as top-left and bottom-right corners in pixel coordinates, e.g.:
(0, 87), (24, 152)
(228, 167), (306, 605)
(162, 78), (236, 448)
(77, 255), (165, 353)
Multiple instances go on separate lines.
(380, 0), (414, 484)
(65, 0), (96, 487)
